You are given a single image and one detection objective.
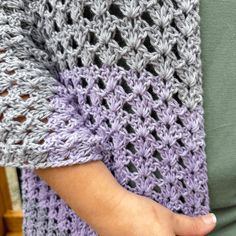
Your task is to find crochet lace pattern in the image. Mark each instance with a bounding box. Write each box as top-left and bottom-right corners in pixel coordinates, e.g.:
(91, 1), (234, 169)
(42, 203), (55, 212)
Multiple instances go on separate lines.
(0, 0), (210, 235)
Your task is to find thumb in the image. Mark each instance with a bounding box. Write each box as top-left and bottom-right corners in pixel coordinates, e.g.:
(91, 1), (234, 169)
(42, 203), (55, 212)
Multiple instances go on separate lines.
(172, 212), (217, 236)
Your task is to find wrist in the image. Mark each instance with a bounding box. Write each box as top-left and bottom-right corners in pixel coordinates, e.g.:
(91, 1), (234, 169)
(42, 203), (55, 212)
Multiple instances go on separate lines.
(90, 185), (131, 235)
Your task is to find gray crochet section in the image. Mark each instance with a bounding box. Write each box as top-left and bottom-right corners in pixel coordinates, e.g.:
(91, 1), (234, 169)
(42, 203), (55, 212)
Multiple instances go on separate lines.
(0, 0), (58, 167)
(0, 0), (203, 169)
(33, 0), (203, 109)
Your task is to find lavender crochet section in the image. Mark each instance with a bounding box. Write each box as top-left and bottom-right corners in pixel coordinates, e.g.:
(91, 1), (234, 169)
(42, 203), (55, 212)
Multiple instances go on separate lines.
(21, 64), (209, 235)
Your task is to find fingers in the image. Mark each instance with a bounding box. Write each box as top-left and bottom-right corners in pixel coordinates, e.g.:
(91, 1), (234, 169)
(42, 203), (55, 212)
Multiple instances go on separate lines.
(172, 212), (217, 236)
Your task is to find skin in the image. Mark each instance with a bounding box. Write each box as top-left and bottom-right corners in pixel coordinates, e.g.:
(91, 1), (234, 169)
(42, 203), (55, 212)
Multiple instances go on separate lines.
(34, 160), (217, 236)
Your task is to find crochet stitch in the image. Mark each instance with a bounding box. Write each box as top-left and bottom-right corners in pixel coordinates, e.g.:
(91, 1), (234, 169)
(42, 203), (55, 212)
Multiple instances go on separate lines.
(0, 0), (210, 235)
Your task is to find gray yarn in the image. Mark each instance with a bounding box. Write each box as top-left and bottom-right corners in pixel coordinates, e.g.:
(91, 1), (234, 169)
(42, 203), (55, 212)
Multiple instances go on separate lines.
(0, 0), (57, 168)
(0, 0), (203, 168)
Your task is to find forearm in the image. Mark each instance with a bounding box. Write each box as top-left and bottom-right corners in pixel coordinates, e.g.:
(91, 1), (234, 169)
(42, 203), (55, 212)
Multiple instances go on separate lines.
(34, 160), (129, 233)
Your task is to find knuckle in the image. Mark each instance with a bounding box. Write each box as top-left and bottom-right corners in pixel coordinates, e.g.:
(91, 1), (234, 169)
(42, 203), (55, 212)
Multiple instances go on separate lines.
(170, 212), (179, 228)
(190, 218), (200, 233)
(192, 223), (199, 233)
(150, 204), (160, 221)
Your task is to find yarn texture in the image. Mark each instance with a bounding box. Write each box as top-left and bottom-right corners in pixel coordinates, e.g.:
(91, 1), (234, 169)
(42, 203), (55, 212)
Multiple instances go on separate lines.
(0, 0), (210, 235)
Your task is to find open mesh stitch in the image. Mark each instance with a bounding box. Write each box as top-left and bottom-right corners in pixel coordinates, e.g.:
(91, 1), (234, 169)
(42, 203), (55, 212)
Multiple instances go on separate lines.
(0, 0), (209, 235)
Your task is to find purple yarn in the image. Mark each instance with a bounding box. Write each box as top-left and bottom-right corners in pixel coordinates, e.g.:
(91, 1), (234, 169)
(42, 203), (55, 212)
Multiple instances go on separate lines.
(21, 65), (209, 235)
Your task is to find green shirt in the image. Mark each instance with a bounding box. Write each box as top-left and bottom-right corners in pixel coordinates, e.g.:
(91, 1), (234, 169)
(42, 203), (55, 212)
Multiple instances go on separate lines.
(200, 1), (236, 235)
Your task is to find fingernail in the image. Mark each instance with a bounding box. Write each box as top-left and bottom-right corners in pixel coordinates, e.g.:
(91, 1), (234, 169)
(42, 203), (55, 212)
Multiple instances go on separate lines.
(202, 213), (217, 225)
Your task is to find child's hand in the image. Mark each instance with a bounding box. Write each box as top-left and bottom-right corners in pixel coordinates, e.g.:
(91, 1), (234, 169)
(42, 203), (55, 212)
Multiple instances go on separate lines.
(34, 160), (216, 236)
(96, 190), (217, 236)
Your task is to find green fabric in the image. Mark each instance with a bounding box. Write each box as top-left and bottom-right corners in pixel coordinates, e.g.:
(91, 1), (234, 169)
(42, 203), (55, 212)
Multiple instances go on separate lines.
(200, 0), (236, 235)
